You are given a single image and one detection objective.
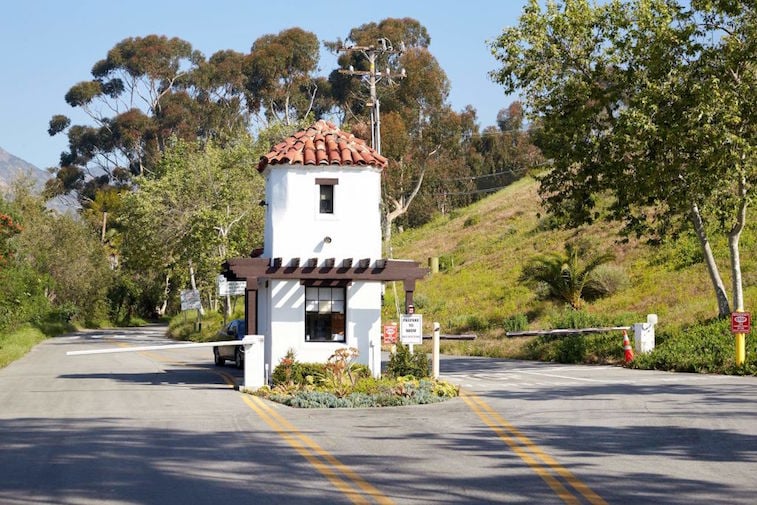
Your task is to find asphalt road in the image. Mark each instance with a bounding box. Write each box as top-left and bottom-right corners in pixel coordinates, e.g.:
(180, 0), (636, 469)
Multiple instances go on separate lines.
(1, 327), (755, 504)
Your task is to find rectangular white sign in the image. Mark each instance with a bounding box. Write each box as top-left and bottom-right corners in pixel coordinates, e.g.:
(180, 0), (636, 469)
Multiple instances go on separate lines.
(226, 281), (247, 296)
(180, 289), (202, 311)
(217, 275), (246, 296)
(400, 314), (423, 345)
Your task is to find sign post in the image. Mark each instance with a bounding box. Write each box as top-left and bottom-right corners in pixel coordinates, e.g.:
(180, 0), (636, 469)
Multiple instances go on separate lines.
(731, 311), (750, 366)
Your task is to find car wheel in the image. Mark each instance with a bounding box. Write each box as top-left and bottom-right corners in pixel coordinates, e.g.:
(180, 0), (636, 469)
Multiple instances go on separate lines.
(234, 347), (243, 369)
(213, 347), (224, 366)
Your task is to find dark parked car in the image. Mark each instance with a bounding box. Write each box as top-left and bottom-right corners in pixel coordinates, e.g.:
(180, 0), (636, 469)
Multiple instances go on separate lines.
(213, 319), (246, 368)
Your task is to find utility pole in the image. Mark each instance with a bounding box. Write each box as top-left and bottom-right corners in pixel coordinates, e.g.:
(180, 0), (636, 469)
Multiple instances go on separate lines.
(338, 38), (405, 154)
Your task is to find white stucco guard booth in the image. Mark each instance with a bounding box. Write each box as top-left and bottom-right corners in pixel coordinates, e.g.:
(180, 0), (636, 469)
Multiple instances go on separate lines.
(223, 120), (428, 379)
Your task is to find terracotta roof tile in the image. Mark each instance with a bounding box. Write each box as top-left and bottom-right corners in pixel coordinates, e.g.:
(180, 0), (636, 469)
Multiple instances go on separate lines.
(258, 120), (388, 172)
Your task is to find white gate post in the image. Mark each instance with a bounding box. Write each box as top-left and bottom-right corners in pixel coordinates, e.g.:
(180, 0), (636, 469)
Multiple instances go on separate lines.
(243, 335), (265, 389)
(432, 322), (440, 379)
(633, 314), (658, 354)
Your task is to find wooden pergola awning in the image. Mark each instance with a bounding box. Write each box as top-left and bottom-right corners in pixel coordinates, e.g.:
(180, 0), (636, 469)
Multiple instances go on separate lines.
(223, 257), (428, 291)
(222, 258), (429, 337)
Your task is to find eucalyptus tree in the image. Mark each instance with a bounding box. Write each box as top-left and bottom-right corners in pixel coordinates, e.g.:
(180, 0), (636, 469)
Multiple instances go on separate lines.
(327, 18), (478, 240)
(47, 35), (250, 206)
(245, 28), (322, 125)
(491, 0), (755, 317)
(470, 101), (544, 194)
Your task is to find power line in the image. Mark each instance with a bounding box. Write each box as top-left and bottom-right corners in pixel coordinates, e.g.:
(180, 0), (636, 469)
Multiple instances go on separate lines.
(437, 185), (512, 197)
(436, 167), (529, 183)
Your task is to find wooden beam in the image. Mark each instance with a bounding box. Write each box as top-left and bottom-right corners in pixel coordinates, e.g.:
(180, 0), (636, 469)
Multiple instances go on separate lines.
(223, 258), (429, 283)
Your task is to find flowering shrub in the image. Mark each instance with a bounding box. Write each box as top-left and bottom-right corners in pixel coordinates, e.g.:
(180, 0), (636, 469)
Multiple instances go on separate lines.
(256, 348), (459, 408)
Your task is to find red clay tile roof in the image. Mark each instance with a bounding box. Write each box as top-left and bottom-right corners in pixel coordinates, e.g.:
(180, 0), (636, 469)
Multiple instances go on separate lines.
(257, 120), (388, 172)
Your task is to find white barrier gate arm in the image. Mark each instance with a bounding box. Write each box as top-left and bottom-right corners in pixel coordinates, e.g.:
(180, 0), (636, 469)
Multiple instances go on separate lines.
(67, 336), (266, 389)
(66, 340), (242, 355)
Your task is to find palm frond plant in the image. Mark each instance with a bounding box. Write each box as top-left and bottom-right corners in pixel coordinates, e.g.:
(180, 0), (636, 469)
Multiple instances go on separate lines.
(520, 239), (615, 310)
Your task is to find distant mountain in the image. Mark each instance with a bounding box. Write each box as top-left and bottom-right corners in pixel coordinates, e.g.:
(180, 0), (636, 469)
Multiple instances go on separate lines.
(0, 147), (76, 214)
(0, 146), (51, 194)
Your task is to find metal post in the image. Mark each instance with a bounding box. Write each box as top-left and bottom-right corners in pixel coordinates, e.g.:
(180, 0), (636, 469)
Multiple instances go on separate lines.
(432, 321), (440, 379)
(735, 308), (746, 366)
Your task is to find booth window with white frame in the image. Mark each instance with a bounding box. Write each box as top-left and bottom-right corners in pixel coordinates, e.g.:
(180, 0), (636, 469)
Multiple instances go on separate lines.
(305, 286), (346, 342)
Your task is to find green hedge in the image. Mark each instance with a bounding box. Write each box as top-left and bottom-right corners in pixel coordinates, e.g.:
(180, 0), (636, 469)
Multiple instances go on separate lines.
(632, 319), (757, 374)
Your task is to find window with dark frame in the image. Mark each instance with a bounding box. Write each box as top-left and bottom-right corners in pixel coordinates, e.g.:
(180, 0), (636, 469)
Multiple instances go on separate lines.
(305, 287), (346, 342)
(316, 178), (337, 214)
(319, 184), (333, 214)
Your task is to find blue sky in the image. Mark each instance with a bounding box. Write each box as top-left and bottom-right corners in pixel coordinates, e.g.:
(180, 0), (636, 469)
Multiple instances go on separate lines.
(1, 0), (527, 170)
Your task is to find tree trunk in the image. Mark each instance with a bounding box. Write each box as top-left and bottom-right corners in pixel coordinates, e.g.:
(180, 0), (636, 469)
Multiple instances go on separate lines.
(383, 202), (403, 253)
(156, 274), (170, 317)
(690, 202), (730, 317)
(728, 175), (749, 311)
(189, 259), (205, 316)
(382, 160), (430, 252)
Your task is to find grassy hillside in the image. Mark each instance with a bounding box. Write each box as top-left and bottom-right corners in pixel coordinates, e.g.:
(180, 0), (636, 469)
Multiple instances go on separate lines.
(385, 177), (757, 337)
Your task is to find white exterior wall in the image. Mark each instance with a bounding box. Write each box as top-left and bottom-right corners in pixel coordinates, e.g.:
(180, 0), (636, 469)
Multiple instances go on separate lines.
(259, 164), (384, 377)
(263, 166), (382, 261)
(266, 279), (382, 375)
(346, 281), (383, 376)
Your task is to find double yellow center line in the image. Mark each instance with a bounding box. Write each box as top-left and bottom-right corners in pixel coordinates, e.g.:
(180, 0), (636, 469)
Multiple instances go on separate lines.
(461, 391), (608, 505)
(132, 348), (602, 504)
(217, 372), (393, 505)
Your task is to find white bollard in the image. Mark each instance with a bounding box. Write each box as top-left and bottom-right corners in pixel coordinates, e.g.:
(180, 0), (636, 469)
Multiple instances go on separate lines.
(242, 335), (265, 390)
(633, 314), (657, 354)
(432, 322), (440, 379)
(369, 338), (380, 378)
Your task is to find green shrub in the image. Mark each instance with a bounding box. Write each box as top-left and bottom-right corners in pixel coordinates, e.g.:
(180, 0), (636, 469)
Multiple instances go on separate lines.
(166, 310), (231, 342)
(555, 335), (586, 363)
(522, 330), (625, 364)
(386, 342), (430, 378)
(649, 233), (704, 270)
(584, 264), (630, 300)
(270, 351), (370, 388)
(463, 215), (480, 228)
(549, 308), (609, 329)
(502, 314), (528, 332)
(0, 265), (52, 332)
(259, 377), (458, 408)
(271, 359), (327, 386)
(448, 314), (491, 333)
(632, 319), (757, 374)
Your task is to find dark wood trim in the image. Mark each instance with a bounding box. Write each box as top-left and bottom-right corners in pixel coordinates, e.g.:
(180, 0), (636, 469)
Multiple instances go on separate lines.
(223, 258), (429, 284)
(226, 258), (428, 328)
(245, 288), (257, 337)
(301, 279), (353, 287)
(315, 177), (339, 185)
(405, 290), (414, 314)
